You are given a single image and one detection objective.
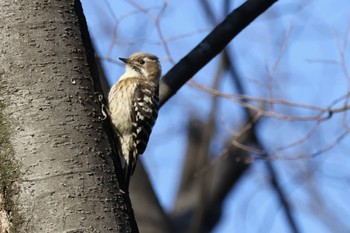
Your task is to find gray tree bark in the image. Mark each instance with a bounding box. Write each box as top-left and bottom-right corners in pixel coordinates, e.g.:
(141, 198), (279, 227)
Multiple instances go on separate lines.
(0, 0), (136, 232)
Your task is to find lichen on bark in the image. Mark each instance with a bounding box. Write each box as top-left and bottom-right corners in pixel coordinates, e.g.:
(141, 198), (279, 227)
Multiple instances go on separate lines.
(0, 98), (23, 232)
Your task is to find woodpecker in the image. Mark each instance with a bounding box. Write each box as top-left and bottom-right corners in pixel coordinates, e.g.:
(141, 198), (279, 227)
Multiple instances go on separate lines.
(108, 52), (161, 186)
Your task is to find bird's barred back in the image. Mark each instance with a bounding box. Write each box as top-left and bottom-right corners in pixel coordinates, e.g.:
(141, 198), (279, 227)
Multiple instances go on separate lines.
(131, 80), (159, 158)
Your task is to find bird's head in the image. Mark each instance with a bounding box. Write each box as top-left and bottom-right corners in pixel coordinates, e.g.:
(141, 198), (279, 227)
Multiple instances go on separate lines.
(119, 52), (161, 81)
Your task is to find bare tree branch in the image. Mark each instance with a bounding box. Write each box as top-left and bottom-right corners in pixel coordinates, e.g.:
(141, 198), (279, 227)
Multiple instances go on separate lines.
(159, 0), (278, 106)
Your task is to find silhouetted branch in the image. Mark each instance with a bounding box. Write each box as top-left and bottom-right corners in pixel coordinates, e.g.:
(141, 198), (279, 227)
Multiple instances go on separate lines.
(159, 0), (278, 106)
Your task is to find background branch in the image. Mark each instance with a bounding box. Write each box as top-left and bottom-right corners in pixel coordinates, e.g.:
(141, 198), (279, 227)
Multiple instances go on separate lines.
(159, 0), (278, 106)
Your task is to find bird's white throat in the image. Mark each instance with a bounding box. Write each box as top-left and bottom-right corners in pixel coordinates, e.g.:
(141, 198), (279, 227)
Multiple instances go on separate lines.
(119, 65), (145, 81)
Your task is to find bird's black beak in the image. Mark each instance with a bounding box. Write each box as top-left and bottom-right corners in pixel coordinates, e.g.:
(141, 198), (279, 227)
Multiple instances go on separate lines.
(119, 57), (129, 64)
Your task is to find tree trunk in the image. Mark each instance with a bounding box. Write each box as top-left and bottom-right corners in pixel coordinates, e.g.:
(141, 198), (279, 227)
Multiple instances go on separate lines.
(0, 0), (137, 232)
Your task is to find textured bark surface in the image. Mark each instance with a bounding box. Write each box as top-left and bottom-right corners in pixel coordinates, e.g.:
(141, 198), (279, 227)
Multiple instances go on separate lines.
(0, 0), (135, 232)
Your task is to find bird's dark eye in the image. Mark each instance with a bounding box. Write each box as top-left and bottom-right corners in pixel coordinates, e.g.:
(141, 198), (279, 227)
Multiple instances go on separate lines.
(139, 59), (145, 65)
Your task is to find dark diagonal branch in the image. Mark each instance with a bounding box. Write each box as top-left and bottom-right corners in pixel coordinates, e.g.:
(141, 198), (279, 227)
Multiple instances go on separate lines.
(159, 0), (278, 106)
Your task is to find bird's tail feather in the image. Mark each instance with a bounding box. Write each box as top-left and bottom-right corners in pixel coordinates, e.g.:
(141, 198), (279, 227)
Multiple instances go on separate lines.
(124, 151), (137, 187)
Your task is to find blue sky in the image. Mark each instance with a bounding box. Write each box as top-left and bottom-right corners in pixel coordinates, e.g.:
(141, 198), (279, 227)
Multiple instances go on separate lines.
(81, 1), (350, 232)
